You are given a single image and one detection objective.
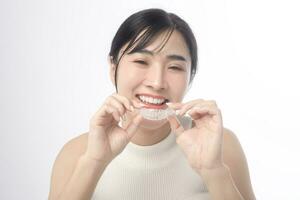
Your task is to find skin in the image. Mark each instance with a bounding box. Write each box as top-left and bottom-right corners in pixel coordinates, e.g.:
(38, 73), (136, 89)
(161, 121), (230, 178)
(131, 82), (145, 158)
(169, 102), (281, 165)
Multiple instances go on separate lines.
(107, 30), (256, 199)
(110, 30), (191, 146)
(48, 30), (256, 200)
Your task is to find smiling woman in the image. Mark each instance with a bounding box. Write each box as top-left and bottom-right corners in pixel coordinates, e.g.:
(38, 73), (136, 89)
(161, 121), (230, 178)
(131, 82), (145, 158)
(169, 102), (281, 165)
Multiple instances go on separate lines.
(48, 8), (256, 200)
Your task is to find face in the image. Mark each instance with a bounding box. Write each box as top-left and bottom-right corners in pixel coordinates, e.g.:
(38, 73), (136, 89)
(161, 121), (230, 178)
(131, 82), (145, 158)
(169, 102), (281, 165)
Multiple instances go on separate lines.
(110, 30), (191, 129)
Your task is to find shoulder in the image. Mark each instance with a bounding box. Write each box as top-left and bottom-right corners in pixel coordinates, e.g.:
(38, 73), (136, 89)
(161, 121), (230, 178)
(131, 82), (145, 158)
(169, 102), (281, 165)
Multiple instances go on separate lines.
(222, 127), (246, 173)
(59, 132), (88, 157)
(222, 128), (242, 154)
(222, 128), (256, 199)
(222, 128), (247, 168)
(48, 132), (88, 199)
(52, 132), (89, 172)
(53, 132), (89, 166)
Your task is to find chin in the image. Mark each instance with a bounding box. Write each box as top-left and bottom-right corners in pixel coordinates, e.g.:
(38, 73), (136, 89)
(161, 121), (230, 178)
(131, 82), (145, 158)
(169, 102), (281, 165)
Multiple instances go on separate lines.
(138, 117), (168, 130)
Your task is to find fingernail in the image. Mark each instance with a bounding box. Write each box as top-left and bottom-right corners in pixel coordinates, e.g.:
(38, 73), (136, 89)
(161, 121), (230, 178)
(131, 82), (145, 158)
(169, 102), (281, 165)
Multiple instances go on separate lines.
(130, 106), (134, 112)
(166, 102), (172, 106)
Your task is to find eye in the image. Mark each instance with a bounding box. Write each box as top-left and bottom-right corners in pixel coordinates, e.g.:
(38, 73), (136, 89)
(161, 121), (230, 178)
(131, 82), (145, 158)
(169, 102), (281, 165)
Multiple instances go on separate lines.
(133, 60), (148, 65)
(169, 66), (184, 71)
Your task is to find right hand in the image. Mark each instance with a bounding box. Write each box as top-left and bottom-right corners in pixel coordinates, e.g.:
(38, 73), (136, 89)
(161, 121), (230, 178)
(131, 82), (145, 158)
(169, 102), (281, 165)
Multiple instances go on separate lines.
(83, 93), (143, 164)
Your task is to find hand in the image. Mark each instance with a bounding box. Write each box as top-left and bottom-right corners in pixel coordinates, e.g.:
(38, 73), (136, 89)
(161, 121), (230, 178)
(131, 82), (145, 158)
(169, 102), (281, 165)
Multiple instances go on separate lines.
(167, 99), (224, 173)
(84, 93), (143, 164)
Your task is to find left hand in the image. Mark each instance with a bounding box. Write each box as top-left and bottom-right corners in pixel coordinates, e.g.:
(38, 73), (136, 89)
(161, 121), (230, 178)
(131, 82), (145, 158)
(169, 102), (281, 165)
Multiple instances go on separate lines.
(167, 99), (224, 173)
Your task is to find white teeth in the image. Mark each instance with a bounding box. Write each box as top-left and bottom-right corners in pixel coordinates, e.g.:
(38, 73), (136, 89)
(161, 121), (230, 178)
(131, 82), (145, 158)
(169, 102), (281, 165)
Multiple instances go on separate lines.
(138, 95), (165, 105)
(146, 97), (151, 102)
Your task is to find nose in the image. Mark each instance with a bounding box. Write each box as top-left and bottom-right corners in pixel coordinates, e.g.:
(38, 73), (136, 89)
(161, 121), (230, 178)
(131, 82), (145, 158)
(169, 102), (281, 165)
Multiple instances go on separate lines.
(143, 65), (168, 90)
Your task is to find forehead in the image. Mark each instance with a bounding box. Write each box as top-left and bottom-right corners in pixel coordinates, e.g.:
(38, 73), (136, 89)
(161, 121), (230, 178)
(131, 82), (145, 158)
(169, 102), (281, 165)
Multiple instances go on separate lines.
(122, 30), (191, 62)
(147, 30), (190, 57)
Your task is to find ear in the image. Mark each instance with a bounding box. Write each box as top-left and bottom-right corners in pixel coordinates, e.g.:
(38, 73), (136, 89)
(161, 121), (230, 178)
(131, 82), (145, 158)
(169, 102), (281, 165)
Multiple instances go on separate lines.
(108, 56), (116, 86)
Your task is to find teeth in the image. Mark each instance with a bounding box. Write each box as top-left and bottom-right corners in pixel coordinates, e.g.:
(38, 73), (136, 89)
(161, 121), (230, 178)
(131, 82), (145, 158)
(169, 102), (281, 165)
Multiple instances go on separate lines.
(138, 95), (166, 105)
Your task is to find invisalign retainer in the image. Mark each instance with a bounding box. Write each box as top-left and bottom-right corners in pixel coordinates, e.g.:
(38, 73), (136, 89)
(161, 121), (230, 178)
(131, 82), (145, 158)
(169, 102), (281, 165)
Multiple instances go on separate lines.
(139, 107), (175, 121)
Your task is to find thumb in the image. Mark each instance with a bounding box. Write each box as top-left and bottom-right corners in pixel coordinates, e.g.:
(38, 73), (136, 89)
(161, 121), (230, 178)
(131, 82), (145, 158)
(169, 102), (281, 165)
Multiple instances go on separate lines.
(167, 114), (185, 137)
(166, 102), (183, 110)
(124, 114), (143, 140)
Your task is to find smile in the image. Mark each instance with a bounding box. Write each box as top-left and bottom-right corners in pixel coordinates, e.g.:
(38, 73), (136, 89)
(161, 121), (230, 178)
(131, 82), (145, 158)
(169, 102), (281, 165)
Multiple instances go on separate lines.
(136, 94), (169, 107)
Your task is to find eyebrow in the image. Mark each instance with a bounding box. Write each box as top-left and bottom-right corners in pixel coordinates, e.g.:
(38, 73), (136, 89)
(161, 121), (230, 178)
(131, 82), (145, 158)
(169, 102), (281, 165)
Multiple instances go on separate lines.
(128, 49), (187, 62)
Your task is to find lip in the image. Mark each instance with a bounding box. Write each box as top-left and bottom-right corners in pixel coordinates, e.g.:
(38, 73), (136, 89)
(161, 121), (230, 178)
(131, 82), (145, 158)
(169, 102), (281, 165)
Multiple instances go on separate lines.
(141, 103), (167, 109)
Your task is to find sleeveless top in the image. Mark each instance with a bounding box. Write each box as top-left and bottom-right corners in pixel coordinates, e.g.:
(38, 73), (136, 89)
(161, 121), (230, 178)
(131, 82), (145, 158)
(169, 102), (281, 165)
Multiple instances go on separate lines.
(92, 116), (211, 200)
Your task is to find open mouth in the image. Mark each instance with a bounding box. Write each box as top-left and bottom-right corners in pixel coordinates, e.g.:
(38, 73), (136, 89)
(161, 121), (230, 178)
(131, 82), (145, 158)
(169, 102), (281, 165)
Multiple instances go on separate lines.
(135, 94), (169, 109)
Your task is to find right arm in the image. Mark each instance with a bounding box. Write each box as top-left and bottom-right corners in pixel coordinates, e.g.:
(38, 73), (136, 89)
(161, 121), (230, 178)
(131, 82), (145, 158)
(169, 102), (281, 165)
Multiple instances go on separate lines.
(48, 93), (143, 200)
(48, 134), (109, 200)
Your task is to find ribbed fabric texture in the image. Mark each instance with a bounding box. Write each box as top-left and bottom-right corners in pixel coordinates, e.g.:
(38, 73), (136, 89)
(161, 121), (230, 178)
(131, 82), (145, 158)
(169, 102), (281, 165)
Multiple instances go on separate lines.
(92, 116), (210, 200)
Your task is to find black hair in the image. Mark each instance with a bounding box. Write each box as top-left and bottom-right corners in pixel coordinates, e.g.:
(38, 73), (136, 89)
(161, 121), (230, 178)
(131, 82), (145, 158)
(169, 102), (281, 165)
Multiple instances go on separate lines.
(109, 8), (198, 92)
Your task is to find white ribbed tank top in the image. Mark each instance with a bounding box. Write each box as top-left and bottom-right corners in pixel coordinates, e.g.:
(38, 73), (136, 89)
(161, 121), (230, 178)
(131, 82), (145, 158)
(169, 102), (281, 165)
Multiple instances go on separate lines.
(92, 116), (210, 200)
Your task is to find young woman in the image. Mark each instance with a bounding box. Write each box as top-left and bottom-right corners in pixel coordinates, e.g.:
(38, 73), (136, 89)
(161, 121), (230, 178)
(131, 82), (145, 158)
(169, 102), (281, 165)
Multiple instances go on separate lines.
(48, 8), (256, 200)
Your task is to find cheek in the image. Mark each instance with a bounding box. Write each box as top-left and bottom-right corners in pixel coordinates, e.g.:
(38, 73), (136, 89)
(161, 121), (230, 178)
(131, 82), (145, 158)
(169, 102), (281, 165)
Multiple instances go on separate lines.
(116, 64), (144, 90)
(119, 67), (144, 81)
(168, 74), (189, 99)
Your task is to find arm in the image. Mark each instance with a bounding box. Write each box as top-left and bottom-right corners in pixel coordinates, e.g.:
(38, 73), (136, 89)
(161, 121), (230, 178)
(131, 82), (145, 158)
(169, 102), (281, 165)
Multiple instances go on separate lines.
(48, 93), (142, 200)
(198, 128), (256, 200)
(48, 133), (109, 200)
(200, 164), (245, 200)
(165, 100), (256, 200)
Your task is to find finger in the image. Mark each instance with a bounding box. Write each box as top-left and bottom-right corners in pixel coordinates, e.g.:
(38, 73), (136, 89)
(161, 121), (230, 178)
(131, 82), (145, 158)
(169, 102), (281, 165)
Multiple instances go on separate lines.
(187, 106), (218, 119)
(188, 107), (223, 133)
(106, 105), (121, 122)
(91, 95), (128, 124)
(167, 114), (185, 137)
(178, 100), (214, 116)
(92, 102), (109, 120)
(177, 99), (204, 116)
(90, 104), (119, 126)
(188, 106), (222, 129)
(178, 102), (197, 116)
(108, 97), (127, 117)
(124, 114), (143, 140)
(166, 102), (184, 110)
(112, 94), (135, 112)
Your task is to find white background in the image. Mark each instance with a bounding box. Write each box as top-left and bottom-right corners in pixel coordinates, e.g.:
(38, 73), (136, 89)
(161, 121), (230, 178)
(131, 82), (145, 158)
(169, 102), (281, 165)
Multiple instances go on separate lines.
(1, 0), (300, 199)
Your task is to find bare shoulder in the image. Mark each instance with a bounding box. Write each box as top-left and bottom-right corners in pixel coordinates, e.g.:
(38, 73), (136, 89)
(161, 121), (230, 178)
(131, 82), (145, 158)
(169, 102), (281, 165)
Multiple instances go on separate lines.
(52, 132), (89, 169)
(58, 132), (88, 158)
(222, 128), (247, 170)
(48, 132), (89, 199)
(222, 128), (256, 200)
(222, 127), (248, 167)
(223, 127), (242, 154)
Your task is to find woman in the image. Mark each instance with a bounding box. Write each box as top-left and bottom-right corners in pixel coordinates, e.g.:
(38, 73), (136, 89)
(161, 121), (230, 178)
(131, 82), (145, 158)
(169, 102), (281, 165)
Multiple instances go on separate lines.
(48, 8), (256, 200)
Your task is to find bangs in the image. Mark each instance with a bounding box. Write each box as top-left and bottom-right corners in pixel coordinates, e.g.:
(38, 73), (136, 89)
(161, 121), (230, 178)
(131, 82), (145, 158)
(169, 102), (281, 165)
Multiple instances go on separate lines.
(117, 25), (176, 62)
(127, 25), (175, 54)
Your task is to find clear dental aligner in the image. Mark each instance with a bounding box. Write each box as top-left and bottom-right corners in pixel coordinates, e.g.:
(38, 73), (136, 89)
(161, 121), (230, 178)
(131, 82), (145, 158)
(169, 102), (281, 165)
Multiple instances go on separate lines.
(139, 107), (175, 121)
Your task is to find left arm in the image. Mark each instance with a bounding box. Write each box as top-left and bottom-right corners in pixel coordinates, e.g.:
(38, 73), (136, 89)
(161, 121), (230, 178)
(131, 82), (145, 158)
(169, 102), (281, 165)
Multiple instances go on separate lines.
(199, 128), (256, 200)
(167, 100), (256, 200)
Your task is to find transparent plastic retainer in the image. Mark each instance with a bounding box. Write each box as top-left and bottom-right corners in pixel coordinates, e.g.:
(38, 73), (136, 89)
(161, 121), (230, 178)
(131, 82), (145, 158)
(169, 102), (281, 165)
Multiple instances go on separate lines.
(139, 107), (175, 121)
